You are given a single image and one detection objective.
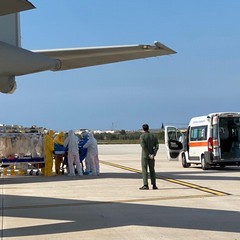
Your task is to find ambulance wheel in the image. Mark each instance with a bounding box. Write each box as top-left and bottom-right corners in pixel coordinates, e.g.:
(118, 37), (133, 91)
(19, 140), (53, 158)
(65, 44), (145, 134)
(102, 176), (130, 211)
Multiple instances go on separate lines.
(29, 170), (33, 175)
(36, 170), (40, 176)
(182, 153), (190, 168)
(201, 155), (210, 170)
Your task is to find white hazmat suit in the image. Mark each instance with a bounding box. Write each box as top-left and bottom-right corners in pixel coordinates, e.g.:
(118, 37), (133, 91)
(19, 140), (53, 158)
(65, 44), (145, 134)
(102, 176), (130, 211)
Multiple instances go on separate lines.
(83, 132), (100, 176)
(64, 130), (83, 176)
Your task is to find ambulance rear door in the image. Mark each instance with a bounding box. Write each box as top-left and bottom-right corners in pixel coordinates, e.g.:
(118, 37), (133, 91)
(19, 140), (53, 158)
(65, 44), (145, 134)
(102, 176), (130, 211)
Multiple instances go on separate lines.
(165, 126), (184, 160)
(212, 115), (221, 160)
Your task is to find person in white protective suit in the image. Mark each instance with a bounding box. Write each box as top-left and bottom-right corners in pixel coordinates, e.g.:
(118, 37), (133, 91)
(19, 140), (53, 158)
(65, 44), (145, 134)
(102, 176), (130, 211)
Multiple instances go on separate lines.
(64, 130), (83, 176)
(83, 131), (100, 176)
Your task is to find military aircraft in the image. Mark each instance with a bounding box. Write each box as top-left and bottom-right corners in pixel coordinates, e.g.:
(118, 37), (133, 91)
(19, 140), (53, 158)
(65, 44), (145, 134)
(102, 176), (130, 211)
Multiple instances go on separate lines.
(0, 0), (176, 94)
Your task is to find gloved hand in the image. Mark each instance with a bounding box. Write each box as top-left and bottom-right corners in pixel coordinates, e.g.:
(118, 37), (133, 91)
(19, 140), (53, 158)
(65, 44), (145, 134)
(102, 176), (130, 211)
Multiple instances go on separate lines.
(148, 154), (154, 160)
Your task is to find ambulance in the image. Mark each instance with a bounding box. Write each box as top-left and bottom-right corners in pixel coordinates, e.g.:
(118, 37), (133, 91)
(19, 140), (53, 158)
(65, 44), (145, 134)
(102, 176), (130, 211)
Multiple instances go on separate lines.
(165, 112), (240, 170)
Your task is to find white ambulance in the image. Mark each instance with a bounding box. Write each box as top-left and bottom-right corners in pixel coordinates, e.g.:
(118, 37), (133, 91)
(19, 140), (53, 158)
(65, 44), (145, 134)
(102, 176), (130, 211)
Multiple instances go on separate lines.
(165, 112), (240, 170)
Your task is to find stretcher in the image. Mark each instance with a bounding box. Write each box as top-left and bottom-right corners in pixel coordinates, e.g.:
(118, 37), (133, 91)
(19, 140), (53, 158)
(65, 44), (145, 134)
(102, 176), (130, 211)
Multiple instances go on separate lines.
(1, 157), (44, 175)
(54, 137), (88, 175)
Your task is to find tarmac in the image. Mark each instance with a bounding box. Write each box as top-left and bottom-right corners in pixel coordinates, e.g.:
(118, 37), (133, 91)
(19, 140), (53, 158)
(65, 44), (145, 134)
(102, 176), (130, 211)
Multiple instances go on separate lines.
(0, 144), (240, 240)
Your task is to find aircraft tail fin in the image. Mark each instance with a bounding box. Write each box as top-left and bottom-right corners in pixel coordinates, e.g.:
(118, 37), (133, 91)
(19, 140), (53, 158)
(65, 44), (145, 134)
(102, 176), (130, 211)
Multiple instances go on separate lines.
(0, 13), (20, 46)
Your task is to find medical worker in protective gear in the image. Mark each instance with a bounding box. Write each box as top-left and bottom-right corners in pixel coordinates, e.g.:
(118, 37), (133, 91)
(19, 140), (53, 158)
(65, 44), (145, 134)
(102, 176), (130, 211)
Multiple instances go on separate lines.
(54, 131), (65, 175)
(43, 130), (54, 176)
(78, 131), (89, 173)
(83, 131), (100, 176)
(64, 130), (83, 176)
(80, 131), (90, 173)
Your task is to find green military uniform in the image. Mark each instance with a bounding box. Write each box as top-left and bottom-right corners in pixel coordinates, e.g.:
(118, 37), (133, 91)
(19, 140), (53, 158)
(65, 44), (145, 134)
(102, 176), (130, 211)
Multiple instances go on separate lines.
(140, 131), (159, 187)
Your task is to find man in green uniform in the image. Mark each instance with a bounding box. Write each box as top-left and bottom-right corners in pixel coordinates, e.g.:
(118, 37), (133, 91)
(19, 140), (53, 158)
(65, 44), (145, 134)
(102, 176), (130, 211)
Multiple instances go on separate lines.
(139, 124), (159, 190)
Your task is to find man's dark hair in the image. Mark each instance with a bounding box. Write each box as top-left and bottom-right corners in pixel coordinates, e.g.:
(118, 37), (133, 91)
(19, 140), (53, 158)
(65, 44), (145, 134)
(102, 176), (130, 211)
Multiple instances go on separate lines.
(142, 124), (149, 131)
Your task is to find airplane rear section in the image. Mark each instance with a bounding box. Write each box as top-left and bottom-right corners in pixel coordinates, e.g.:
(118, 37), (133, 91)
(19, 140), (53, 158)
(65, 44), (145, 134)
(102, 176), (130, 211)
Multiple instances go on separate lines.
(0, 41), (61, 93)
(0, 11), (60, 94)
(0, 14), (19, 93)
(0, 0), (176, 94)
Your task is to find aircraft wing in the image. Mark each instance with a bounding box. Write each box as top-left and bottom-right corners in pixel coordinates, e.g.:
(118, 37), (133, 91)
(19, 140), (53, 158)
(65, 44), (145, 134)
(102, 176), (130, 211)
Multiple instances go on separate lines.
(0, 0), (35, 16)
(33, 41), (176, 71)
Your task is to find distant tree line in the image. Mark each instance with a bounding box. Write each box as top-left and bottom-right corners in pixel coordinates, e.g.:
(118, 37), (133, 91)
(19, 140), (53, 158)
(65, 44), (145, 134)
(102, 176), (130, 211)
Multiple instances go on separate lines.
(94, 130), (164, 144)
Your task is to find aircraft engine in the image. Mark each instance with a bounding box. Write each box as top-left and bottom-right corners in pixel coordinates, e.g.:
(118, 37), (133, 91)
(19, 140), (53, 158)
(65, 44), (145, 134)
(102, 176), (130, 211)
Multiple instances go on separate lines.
(0, 41), (61, 77)
(0, 76), (16, 94)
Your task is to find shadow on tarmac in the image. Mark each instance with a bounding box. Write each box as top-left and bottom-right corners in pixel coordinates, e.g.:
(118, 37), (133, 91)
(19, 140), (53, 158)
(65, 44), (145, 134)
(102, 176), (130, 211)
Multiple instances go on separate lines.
(157, 169), (240, 181)
(0, 194), (240, 238)
(0, 172), (142, 185)
(1, 167), (240, 185)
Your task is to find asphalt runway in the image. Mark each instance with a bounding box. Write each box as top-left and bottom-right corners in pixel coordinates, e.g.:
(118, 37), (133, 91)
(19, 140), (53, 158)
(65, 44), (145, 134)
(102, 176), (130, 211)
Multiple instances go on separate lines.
(0, 144), (239, 239)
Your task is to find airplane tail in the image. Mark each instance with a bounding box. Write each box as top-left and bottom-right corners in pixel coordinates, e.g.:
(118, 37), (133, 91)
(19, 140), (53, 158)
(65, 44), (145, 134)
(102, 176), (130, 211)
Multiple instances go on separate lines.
(0, 13), (20, 46)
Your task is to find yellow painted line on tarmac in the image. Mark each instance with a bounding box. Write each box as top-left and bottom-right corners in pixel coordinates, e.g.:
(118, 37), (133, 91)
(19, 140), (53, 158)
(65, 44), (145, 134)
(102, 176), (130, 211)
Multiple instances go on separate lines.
(113, 194), (213, 203)
(100, 160), (142, 173)
(156, 176), (230, 196)
(100, 160), (231, 196)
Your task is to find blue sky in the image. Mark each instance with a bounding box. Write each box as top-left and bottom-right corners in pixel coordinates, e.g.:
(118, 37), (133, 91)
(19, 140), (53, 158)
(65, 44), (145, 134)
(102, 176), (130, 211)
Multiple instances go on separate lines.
(1, 0), (240, 131)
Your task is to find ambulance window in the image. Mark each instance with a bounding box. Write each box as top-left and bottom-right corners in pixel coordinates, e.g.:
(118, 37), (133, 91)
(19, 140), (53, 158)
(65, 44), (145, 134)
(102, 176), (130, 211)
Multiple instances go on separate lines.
(190, 125), (207, 141)
(166, 126), (182, 140)
(190, 128), (198, 141)
(168, 130), (177, 140)
(176, 131), (183, 140)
